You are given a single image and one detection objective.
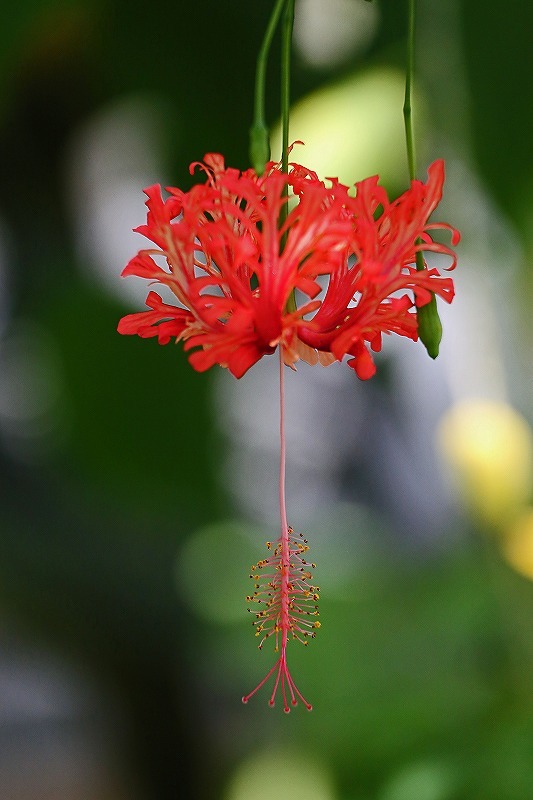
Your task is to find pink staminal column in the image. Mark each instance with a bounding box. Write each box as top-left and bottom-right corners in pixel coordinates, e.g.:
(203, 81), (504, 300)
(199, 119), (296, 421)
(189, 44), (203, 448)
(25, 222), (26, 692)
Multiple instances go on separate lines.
(242, 347), (320, 712)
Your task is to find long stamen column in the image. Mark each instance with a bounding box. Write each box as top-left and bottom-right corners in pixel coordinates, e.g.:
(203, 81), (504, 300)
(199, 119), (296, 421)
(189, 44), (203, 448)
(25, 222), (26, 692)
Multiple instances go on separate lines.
(242, 348), (320, 713)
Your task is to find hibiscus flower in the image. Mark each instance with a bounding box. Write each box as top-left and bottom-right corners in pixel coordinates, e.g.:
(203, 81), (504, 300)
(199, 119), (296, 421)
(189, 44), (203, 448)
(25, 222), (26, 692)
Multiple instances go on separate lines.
(118, 154), (458, 380)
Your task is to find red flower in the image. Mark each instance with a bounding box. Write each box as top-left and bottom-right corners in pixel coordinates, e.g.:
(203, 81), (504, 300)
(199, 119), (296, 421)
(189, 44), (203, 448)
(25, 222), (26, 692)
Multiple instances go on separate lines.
(117, 154), (351, 378)
(118, 154), (459, 380)
(297, 159), (459, 379)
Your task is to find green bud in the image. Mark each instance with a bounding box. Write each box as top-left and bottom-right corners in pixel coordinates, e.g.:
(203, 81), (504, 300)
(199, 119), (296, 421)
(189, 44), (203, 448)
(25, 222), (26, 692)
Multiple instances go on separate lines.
(249, 122), (271, 176)
(417, 293), (442, 359)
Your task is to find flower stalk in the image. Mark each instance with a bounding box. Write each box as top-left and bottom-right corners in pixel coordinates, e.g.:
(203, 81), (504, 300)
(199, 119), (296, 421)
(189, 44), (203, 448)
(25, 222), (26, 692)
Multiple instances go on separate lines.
(280, 0), (295, 180)
(403, 0), (417, 184)
(403, 0), (443, 359)
(281, 0), (296, 310)
(250, 0), (287, 175)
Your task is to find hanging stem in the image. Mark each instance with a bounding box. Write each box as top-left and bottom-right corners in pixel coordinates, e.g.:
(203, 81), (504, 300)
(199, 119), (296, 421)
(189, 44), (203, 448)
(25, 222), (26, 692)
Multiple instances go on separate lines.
(280, 0), (295, 180)
(403, 0), (417, 183)
(403, 0), (443, 359)
(250, 0), (287, 175)
(280, 0), (296, 311)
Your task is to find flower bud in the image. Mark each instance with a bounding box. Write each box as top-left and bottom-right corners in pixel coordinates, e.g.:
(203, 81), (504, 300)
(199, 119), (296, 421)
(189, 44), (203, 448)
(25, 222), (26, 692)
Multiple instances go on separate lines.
(249, 122), (271, 176)
(417, 293), (442, 359)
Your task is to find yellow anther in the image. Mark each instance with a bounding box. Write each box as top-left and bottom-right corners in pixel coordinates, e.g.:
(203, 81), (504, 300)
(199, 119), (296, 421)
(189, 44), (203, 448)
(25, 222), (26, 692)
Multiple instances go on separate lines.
(314, 621), (321, 628)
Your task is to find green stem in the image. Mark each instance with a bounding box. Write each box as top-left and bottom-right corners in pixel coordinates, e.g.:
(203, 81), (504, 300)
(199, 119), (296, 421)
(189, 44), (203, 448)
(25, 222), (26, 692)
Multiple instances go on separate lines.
(403, 0), (442, 359)
(280, 0), (296, 312)
(403, 0), (422, 273)
(403, 0), (416, 183)
(280, 0), (295, 179)
(250, 0), (287, 175)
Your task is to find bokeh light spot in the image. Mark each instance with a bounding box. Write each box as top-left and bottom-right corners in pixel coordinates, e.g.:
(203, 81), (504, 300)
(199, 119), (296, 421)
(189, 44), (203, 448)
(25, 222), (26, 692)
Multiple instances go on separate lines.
(294, 0), (379, 69)
(176, 521), (260, 624)
(225, 748), (336, 800)
(502, 507), (533, 580)
(437, 400), (532, 527)
(271, 68), (412, 188)
(0, 320), (68, 463)
(380, 760), (457, 800)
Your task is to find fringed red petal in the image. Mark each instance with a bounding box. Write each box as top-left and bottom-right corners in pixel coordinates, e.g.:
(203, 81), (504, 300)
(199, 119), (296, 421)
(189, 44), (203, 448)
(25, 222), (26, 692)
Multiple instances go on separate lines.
(119, 154), (459, 380)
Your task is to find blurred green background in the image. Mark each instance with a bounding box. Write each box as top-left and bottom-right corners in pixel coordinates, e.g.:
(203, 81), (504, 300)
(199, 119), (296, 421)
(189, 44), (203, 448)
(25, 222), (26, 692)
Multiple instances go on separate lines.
(0, 1), (532, 798)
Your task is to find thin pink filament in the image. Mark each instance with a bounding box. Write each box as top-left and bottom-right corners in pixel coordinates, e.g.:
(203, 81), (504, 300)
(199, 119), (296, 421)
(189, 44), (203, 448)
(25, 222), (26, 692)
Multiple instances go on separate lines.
(241, 346), (313, 712)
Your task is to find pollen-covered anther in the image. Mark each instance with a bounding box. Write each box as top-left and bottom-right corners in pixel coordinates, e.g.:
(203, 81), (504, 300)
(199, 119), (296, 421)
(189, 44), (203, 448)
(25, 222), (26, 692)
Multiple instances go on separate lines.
(243, 526), (319, 712)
